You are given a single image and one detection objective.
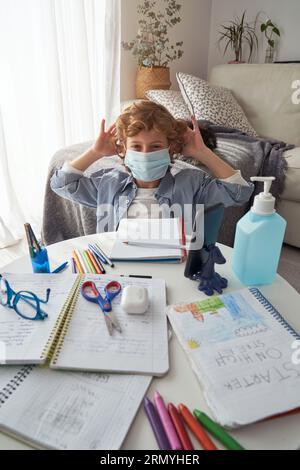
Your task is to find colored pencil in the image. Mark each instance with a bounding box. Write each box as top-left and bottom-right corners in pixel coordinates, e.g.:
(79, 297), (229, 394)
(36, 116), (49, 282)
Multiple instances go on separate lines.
(168, 403), (194, 450)
(76, 249), (89, 273)
(144, 397), (171, 450)
(87, 249), (102, 274)
(178, 404), (218, 450)
(83, 250), (96, 274)
(71, 257), (77, 274)
(73, 250), (85, 274)
(193, 410), (244, 451)
(154, 391), (182, 450)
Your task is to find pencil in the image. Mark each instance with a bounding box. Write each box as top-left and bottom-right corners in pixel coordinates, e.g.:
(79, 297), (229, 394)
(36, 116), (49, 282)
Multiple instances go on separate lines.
(193, 410), (244, 450)
(86, 249), (102, 274)
(73, 250), (85, 274)
(83, 250), (96, 274)
(71, 257), (77, 274)
(178, 404), (218, 450)
(77, 249), (89, 273)
(89, 247), (106, 273)
(28, 224), (41, 251)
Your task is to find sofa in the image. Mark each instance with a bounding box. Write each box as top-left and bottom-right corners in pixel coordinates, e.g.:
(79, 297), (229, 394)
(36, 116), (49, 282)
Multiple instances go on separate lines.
(43, 64), (300, 248)
(209, 63), (300, 248)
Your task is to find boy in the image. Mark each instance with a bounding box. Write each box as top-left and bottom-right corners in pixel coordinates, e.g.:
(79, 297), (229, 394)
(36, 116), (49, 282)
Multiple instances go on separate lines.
(51, 101), (254, 233)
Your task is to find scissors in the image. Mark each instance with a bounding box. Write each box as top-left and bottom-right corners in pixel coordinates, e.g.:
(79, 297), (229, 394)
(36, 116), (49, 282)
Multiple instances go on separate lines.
(81, 280), (122, 335)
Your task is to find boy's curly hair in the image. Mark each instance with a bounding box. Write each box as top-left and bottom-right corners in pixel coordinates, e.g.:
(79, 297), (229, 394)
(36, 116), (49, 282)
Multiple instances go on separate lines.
(115, 100), (188, 158)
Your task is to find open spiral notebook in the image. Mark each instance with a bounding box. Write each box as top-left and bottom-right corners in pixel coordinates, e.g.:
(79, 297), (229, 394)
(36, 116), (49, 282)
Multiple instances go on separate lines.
(0, 365), (151, 449)
(167, 287), (300, 429)
(0, 273), (168, 376)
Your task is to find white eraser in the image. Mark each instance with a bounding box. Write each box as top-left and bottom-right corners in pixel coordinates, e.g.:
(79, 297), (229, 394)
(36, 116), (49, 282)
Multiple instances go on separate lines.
(121, 285), (149, 314)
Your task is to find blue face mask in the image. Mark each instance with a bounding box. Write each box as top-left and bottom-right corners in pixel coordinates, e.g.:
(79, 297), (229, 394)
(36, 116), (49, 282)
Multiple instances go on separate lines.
(124, 148), (171, 182)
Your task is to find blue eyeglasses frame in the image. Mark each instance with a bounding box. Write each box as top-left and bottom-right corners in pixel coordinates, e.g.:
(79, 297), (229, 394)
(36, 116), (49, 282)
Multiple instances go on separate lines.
(0, 276), (50, 321)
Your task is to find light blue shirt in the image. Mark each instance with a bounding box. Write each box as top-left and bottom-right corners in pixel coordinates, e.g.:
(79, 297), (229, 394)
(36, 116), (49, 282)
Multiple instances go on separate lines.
(50, 165), (254, 234)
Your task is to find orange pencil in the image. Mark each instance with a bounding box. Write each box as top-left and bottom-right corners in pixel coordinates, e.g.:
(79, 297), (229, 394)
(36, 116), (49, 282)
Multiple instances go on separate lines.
(87, 249), (102, 274)
(178, 404), (218, 450)
(72, 250), (84, 274)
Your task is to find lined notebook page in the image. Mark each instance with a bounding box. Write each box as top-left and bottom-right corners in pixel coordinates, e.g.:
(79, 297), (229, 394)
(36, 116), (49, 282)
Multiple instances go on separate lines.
(0, 366), (151, 449)
(51, 274), (168, 376)
(167, 288), (300, 428)
(0, 274), (78, 364)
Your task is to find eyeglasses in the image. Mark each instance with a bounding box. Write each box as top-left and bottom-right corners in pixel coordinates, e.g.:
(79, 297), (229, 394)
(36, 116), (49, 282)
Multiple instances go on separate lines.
(0, 276), (51, 320)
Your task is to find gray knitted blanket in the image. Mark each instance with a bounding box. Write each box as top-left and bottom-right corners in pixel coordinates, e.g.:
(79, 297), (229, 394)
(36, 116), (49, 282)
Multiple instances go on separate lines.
(42, 126), (293, 247)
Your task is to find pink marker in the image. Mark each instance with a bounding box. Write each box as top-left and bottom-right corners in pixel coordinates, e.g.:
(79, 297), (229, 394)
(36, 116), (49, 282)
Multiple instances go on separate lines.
(154, 390), (182, 450)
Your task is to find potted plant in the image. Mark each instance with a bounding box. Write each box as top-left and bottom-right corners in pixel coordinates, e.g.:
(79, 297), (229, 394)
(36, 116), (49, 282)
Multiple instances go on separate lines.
(122, 0), (184, 98)
(260, 19), (280, 63)
(218, 11), (258, 64)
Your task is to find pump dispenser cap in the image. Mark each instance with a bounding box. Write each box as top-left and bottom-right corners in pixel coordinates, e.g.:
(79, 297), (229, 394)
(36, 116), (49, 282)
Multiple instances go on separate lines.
(250, 177), (276, 215)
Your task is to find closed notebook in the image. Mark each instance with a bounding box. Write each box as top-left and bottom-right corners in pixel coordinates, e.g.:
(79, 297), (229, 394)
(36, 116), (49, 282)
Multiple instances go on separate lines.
(110, 218), (185, 262)
(0, 365), (151, 449)
(50, 274), (169, 376)
(167, 287), (300, 428)
(0, 273), (168, 376)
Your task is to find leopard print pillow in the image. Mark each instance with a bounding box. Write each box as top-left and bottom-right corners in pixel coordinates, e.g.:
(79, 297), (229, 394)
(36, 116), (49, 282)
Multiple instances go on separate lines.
(145, 89), (190, 120)
(176, 72), (258, 137)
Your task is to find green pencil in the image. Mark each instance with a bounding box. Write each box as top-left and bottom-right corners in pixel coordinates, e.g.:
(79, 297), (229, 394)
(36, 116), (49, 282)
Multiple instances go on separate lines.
(83, 250), (96, 274)
(193, 409), (245, 450)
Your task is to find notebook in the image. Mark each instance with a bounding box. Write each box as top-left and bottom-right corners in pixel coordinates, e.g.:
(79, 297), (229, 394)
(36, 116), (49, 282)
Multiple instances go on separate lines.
(0, 273), (168, 376)
(50, 274), (169, 376)
(110, 218), (185, 262)
(0, 273), (80, 365)
(0, 365), (151, 449)
(167, 287), (300, 429)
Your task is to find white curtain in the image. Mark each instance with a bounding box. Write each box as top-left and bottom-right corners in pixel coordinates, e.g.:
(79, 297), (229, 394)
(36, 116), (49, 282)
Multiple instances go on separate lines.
(0, 0), (121, 248)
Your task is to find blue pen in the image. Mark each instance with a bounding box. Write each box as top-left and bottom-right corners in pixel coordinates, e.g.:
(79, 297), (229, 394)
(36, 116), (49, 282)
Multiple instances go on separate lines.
(52, 261), (69, 274)
(88, 244), (107, 264)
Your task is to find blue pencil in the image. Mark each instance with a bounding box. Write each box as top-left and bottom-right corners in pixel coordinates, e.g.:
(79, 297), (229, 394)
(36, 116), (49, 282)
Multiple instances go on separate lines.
(88, 244), (107, 264)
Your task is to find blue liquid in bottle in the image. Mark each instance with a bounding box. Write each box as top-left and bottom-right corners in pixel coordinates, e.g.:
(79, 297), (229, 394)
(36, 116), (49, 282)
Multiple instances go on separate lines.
(232, 177), (286, 286)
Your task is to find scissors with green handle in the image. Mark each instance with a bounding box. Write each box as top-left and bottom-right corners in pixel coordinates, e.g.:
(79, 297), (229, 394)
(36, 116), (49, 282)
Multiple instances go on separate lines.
(81, 280), (122, 335)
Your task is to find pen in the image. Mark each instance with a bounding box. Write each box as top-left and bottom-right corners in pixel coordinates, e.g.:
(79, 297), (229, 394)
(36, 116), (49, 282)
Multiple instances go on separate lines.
(52, 261), (69, 274)
(94, 243), (115, 268)
(154, 391), (182, 450)
(193, 409), (244, 451)
(88, 245), (106, 273)
(168, 403), (194, 450)
(144, 397), (171, 450)
(88, 244), (107, 264)
(178, 404), (218, 450)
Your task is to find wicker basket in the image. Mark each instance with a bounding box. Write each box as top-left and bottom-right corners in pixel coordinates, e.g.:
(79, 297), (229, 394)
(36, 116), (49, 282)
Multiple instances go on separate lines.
(136, 66), (171, 99)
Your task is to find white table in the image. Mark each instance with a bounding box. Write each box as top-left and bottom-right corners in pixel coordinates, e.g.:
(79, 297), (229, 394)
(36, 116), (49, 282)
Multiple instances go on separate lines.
(1, 234), (300, 450)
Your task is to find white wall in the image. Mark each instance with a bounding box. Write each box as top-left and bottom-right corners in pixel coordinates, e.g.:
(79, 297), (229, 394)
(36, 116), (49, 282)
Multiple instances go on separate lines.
(121, 0), (212, 100)
(208, 0), (300, 74)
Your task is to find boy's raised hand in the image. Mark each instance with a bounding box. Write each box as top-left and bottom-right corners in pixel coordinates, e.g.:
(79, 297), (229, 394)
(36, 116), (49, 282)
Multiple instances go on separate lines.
(183, 116), (208, 162)
(92, 119), (117, 158)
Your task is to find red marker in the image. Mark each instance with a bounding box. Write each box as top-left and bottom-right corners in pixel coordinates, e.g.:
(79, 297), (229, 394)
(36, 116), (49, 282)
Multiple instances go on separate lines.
(168, 403), (194, 450)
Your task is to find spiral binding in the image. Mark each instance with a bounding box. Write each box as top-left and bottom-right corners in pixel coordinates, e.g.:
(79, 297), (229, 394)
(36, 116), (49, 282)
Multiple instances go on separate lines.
(0, 366), (34, 405)
(50, 275), (84, 365)
(249, 287), (300, 340)
(40, 274), (82, 363)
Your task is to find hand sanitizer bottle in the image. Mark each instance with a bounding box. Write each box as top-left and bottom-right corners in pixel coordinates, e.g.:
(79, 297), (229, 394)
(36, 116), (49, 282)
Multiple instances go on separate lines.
(232, 177), (287, 285)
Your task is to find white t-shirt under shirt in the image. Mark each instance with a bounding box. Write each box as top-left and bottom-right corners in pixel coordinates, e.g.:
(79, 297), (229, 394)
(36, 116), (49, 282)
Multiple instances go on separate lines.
(62, 161), (249, 219)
